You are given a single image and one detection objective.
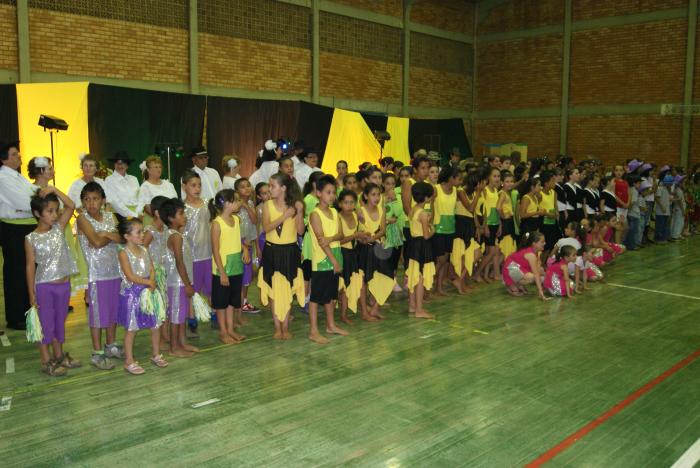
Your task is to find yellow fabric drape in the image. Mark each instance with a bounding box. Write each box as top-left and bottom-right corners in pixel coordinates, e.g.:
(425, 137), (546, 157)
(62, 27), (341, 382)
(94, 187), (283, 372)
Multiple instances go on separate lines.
(16, 82), (90, 193)
(321, 108), (381, 174)
(384, 116), (410, 165)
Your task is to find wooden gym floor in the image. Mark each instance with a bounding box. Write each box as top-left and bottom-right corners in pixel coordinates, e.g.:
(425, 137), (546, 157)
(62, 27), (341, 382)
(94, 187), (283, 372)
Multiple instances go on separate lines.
(0, 238), (699, 467)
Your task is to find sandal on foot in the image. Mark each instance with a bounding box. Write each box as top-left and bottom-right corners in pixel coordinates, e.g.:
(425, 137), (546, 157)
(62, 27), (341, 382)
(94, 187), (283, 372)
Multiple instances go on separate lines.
(59, 352), (82, 368)
(124, 362), (145, 375)
(150, 354), (169, 368)
(41, 360), (67, 377)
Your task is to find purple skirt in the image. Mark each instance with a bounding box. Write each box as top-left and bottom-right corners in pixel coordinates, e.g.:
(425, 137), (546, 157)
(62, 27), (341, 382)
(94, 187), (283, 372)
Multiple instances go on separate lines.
(118, 284), (158, 331)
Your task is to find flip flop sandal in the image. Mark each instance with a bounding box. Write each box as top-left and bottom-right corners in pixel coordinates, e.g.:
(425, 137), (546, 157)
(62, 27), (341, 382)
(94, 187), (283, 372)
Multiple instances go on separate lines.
(124, 362), (145, 375)
(150, 354), (169, 368)
(59, 352), (82, 368)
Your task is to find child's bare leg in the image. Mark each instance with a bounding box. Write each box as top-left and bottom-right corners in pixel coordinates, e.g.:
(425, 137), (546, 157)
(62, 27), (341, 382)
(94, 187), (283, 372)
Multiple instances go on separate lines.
(90, 327), (103, 353)
(408, 289), (416, 314)
(339, 292), (353, 324)
(216, 309), (235, 344)
(123, 330), (136, 367)
(169, 324), (192, 357)
(325, 301), (348, 335)
(282, 310), (293, 339)
(360, 284), (377, 321)
(180, 322), (199, 353)
(150, 328), (162, 358)
(369, 293), (385, 319)
(229, 307), (246, 341)
(39, 343), (51, 365)
(435, 256), (448, 295)
(106, 324), (117, 347)
(308, 302), (330, 344)
(414, 277), (434, 319)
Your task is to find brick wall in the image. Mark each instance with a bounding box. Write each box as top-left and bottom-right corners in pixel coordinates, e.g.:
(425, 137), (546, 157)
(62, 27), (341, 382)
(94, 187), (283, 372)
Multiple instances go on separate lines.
(320, 51), (401, 103)
(572, 0), (686, 21)
(479, 0), (563, 35)
(0, 4), (17, 70)
(411, 0), (475, 36)
(330, 0), (403, 18)
(570, 20), (686, 106)
(568, 115), (681, 166)
(199, 33), (310, 94)
(477, 35), (563, 110)
(476, 0), (694, 167)
(409, 66), (471, 110)
(474, 117), (560, 157)
(29, 8), (189, 83)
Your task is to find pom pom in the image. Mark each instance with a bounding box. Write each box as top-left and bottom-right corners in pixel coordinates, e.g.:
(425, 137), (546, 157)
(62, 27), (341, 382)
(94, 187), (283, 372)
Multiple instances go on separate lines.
(139, 161), (147, 172)
(227, 158), (238, 169)
(264, 139), (277, 151)
(34, 157), (49, 168)
(139, 288), (167, 324)
(78, 152), (88, 162)
(192, 293), (211, 323)
(258, 149), (263, 158)
(25, 305), (43, 343)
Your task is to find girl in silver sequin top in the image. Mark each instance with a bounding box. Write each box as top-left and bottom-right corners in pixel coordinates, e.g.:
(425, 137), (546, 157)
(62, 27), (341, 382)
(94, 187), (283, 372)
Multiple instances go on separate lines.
(24, 186), (79, 375)
(159, 198), (198, 357)
(117, 218), (168, 374)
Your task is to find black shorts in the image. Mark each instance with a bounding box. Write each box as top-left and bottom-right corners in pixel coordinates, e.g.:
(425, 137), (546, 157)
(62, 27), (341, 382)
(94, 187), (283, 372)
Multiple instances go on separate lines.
(432, 232), (455, 258)
(211, 274), (243, 310)
(309, 271), (339, 305)
(302, 259), (312, 281)
(485, 225), (499, 246)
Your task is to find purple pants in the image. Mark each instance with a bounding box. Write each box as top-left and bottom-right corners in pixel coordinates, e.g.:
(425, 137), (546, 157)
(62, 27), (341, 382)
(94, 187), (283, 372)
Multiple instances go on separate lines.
(192, 258), (212, 297)
(242, 262), (253, 286)
(167, 285), (190, 324)
(35, 281), (71, 345)
(87, 278), (120, 328)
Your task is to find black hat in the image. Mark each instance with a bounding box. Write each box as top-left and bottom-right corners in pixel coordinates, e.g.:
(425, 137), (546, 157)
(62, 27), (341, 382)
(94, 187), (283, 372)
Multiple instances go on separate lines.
(189, 146), (208, 158)
(108, 151), (133, 164)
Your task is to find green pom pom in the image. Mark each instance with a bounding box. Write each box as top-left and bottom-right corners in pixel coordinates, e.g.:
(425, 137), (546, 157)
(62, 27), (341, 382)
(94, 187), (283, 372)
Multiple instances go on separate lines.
(192, 293), (211, 323)
(25, 305), (43, 343)
(139, 289), (157, 316)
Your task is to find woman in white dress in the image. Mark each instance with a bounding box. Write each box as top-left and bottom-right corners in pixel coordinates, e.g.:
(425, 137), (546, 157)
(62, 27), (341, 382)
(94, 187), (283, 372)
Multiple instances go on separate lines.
(67, 154), (106, 210)
(137, 155), (177, 219)
(221, 154), (241, 190)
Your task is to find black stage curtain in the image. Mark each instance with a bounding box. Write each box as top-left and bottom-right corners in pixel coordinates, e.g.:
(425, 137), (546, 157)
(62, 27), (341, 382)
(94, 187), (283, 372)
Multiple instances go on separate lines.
(88, 84), (206, 193)
(206, 96), (300, 177)
(296, 101), (334, 164)
(360, 113), (388, 136)
(409, 118), (472, 164)
(0, 84), (19, 144)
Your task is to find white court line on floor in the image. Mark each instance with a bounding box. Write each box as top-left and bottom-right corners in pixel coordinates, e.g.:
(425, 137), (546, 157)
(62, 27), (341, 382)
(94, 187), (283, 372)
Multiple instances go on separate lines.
(191, 398), (220, 409)
(5, 357), (14, 374)
(0, 334), (10, 347)
(607, 283), (700, 301)
(671, 437), (700, 468)
(0, 396), (11, 411)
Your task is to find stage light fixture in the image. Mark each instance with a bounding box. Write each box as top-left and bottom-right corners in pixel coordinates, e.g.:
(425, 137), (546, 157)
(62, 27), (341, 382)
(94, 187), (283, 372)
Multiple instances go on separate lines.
(38, 114), (69, 131)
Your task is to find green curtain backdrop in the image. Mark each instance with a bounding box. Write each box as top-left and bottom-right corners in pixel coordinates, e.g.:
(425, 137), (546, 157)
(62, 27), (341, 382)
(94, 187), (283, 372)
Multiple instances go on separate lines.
(88, 84), (206, 193)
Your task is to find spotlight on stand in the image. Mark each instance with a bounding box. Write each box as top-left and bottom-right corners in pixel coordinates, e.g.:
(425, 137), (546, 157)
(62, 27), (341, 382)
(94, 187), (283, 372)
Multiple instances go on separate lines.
(155, 143), (183, 181)
(38, 114), (69, 185)
(373, 130), (391, 158)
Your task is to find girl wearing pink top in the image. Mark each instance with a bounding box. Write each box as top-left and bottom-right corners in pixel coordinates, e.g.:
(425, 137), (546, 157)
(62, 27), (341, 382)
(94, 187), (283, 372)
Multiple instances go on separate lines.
(502, 231), (547, 299)
(544, 245), (576, 298)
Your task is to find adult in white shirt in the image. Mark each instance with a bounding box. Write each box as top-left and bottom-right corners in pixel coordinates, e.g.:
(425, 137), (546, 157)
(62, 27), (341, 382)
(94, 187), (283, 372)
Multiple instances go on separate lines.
(295, 151), (322, 190)
(181, 147), (222, 200)
(249, 140), (280, 188)
(138, 155), (178, 216)
(0, 142), (38, 329)
(103, 152), (140, 219)
(221, 154), (241, 190)
(67, 154), (106, 210)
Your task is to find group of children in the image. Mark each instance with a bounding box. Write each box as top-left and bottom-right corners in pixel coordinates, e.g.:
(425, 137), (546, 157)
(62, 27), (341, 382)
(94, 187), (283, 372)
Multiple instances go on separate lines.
(24, 149), (695, 376)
